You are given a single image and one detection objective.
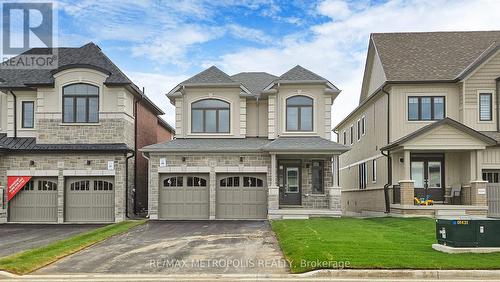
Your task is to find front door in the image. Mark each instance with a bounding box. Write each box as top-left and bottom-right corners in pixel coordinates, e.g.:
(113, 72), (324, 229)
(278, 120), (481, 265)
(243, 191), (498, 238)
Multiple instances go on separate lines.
(279, 162), (301, 206)
(411, 154), (444, 202)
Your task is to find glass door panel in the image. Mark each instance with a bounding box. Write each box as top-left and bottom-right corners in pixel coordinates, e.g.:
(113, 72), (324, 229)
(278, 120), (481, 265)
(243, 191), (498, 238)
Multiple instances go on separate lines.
(411, 161), (425, 188)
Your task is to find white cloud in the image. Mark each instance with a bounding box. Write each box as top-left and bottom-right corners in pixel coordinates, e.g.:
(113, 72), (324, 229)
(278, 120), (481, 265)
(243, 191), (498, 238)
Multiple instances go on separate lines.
(211, 0), (500, 139)
(127, 71), (189, 127)
(226, 24), (274, 44)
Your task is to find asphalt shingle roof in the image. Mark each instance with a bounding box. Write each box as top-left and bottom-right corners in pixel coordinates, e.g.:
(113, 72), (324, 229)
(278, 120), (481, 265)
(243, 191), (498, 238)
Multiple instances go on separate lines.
(141, 136), (348, 153)
(371, 31), (500, 81)
(181, 66), (236, 85)
(230, 72), (278, 95)
(0, 43), (131, 88)
(0, 134), (131, 152)
(278, 65), (327, 81)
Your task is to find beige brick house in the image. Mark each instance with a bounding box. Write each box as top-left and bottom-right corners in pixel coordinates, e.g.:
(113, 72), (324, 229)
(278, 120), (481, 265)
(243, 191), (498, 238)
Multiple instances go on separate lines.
(334, 31), (500, 217)
(0, 43), (174, 223)
(141, 66), (348, 220)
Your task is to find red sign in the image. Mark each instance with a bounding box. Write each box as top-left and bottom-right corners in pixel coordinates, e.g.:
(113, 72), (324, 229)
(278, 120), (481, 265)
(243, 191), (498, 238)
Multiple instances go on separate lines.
(7, 176), (32, 201)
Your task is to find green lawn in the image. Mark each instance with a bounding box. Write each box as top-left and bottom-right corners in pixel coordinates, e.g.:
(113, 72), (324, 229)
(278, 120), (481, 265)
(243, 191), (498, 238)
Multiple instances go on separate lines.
(0, 220), (146, 275)
(271, 217), (500, 273)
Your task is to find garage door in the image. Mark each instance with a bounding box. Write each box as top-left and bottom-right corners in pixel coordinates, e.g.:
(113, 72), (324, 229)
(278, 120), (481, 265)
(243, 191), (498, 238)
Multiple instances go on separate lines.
(217, 174), (267, 219)
(65, 177), (114, 222)
(159, 174), (209, 220)
(9, 178), (58, 222)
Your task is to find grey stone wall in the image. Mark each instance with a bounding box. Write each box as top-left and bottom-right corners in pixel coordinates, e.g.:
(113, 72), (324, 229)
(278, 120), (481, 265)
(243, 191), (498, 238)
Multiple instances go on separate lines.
(300, 158), (333, 209)
(36, 118), (135, 147)
(0, 152), (128, 223)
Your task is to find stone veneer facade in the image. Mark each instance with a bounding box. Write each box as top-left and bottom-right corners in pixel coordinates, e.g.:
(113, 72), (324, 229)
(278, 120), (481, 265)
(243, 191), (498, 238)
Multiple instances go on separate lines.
(147, 153), (340, 219)
(0, 153), (127, 223)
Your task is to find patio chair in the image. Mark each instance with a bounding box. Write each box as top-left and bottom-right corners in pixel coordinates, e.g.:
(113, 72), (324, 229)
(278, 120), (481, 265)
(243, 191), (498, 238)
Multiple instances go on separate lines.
(444, 185), (461, 205)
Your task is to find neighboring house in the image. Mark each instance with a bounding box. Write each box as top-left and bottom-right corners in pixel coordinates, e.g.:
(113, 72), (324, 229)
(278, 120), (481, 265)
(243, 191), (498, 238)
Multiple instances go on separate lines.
(141, 65), (348, 220)
(334, 31), (500, 217)
(0, 43), (174, 223)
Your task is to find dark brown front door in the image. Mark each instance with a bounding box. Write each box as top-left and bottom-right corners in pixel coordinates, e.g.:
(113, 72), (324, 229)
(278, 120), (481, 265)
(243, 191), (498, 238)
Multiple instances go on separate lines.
(279, 161), (301, 206)
(411, 154), (445, 202)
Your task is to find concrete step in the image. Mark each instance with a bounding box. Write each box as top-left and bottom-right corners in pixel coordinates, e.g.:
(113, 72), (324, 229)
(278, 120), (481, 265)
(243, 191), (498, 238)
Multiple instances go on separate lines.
(436, 209), (467, 217)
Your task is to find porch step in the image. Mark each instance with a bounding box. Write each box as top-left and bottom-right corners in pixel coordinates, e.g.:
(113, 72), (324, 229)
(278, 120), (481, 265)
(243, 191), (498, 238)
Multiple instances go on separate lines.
(436, 209), (467, 217)
(282, 215), (310, 220)
(269, 209), (341, 220)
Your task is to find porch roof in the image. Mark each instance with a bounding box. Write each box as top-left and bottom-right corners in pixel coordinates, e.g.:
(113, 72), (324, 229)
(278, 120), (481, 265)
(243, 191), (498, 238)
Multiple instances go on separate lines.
(381, 118), (497, 151)
(261, 136), (349, 154)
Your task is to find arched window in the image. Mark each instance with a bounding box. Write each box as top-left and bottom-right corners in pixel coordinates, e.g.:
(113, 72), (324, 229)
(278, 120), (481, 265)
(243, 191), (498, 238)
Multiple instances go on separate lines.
(220, 176), (240, 187)
(243, 177), (264, 187)
(63, 83), (99, 123)
(38, 180), (57, 191)
(70, 181), (90, 191)
(286, 95), (313, 131)
(187, 176), (207, 187)
(94, 180), (113, 191)
(163, 176), (183, 187)
(191, 99), (230, 133)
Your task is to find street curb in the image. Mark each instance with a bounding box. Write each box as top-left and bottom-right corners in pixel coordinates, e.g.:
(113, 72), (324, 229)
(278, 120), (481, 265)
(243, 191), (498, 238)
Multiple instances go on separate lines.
(299, 269), (500, 279)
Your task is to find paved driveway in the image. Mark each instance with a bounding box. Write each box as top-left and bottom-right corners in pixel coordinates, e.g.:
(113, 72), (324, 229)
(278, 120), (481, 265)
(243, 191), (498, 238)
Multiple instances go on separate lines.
(0, 224), (104, 257)
(38, 221), (288, 274)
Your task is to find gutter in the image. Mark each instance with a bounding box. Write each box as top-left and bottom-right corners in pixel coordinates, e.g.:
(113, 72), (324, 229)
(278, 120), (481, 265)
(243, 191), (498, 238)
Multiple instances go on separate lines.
(141, 152), (151, 219)
(497, 78), (500, 132)
(133, 89), (144, 215)
(125, 150), (135, 219)
(9, 91), (17, 138)
(381, 84), (391, 214)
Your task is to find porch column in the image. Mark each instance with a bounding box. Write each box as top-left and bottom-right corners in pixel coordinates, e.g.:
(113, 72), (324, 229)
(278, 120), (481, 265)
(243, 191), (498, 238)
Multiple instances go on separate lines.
(268, 153), (279, 212)
(399, 150), (415, 206)
(327, 155), (342, 211)
(468, 150), (487, 207)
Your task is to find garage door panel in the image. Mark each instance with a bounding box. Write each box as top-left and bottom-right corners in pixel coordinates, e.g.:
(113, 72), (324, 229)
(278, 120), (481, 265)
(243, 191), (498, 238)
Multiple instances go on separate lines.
(65, 177), (114, 223)
(216, 174), (267, 219)
(9, 178), (58, 222)
(159, 174), (209, 220)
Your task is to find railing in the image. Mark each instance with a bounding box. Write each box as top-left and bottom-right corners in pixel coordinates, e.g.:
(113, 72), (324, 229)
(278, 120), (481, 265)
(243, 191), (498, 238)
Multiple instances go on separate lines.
(392, 185), (401, 204)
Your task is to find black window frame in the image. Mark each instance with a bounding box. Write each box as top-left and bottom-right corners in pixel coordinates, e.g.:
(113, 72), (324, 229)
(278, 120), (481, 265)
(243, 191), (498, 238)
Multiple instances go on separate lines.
(372, 159), (377, 183)
(62, 83), (100, 124)
(407, 96), (445, 121)
(357, 119), (361, 141)
(191, 99), (230, 133)
(479, 93), (493, 121)
(286, 95), (314, 132)
(21, 101), (34, 128)
(359, 162), (367, 189)
(361, 116), (366, 136)
(311, 160), (324, 194)
(342, 131), (346, 145)
(350, 125), (354, 145)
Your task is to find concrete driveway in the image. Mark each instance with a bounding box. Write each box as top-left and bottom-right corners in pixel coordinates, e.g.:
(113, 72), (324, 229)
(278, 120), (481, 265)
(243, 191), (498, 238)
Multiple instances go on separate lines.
(38, 221), (288, 274)
(0, 224), (104, 257)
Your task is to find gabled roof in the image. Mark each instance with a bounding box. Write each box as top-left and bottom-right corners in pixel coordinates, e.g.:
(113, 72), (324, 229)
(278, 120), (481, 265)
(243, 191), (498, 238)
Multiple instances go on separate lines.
(0, 134), (131, 152)
(261, 136), (349, 153)
(157, 117), (175, 134)
(231, 72), (278, 95)
(264, 65), (340, 92)
(182, 66), (236, 85)
(381, 118), (497, 151)
(371, 31), (500, 82)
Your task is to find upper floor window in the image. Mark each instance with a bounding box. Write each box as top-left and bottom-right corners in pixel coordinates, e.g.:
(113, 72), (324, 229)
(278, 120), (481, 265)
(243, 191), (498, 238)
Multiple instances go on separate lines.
(361, 116), (366, 136)
(63, 83), (99, 123)
(350, 125), (354, 145)
(357, 119), (361, 141)
(191, 99), (230, 133)
(22, 101), (34, 128)
(342, 131), (346, 145)
(286, 96), (313, 131)
(479, 93), (492, 121)
(408, 96), (445, 121)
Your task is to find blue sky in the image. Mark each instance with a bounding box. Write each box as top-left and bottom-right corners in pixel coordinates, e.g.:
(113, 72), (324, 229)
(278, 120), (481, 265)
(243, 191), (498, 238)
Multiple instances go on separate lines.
(52, 0), (500, 131)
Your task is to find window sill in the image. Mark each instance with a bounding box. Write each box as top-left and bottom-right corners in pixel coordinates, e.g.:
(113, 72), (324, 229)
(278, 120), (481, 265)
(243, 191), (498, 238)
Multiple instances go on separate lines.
(59, 123), (101, 126)
(189, 132), (232, 136)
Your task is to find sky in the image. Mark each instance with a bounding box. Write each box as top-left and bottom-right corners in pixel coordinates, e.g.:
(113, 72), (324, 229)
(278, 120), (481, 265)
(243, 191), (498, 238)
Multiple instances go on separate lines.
(51, 0), (500, 136)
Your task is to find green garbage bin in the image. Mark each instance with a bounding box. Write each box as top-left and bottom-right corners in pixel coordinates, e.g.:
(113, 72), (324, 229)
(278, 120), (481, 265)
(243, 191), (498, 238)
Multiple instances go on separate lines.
(436, 217), (500, 247)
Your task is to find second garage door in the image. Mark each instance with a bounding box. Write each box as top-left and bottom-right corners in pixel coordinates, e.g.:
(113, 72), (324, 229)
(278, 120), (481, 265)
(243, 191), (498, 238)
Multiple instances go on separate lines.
(65, 177), (115, 222)
(159, 174), (209, 220)
(217, 174), (267, 219)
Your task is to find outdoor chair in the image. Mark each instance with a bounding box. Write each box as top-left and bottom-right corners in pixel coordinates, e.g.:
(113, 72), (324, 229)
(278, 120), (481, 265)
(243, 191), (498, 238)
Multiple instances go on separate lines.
(444, 185), (461, 205)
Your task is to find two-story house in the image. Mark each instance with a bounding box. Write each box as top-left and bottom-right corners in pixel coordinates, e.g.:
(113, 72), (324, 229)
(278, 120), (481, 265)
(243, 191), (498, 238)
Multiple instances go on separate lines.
(0, 43), (174, 223)
(334, 31), (500, 217)
(141, 65), (348, 220)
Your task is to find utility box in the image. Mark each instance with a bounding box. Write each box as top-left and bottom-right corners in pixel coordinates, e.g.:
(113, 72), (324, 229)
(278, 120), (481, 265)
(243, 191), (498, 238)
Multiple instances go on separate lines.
(436, 217), (500, 247)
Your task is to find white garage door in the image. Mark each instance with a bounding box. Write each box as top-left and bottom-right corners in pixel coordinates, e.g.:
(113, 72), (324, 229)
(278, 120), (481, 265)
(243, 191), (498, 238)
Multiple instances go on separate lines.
(65, 177), (115, 222)
(9, 178), (58, 222)
(216, 174), (267, 219)
(159, 174), (209, 220)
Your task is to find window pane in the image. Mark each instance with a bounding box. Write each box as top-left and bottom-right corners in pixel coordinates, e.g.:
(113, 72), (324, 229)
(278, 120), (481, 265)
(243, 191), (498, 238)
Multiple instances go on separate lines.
(300, 107), (312, 131)
(287, 107), (298, 130)
(64, 84), (99, 96)
(192, 110), (203, 132)
(88, 98), (98, 122)
(205, 110), (217, 132)
(312, 161), (323, 194)
(76, 98), (87, 123)
(433, 97), (444, 120)
(408, 97), (419, 120)
(480, 94), (492, 121)
(421, 97), (431, 120)
(287, 96), (313, 106)
(192, 99), (229, 109)
(22, 102), (34, 128)
(411, 161), (425, 188)
(63, 97), (74, 122)
(218, 109), (229, 132)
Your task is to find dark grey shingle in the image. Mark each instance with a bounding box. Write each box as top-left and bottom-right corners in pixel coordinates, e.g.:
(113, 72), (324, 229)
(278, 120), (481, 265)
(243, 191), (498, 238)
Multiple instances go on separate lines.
(141, 138), (271, 152)
(262, 137), (349, 152)
(372, 31), (500, 81)
(279, 65), (327, 81)
(182, 66), (235, 84)
(230, 72), (278, 94)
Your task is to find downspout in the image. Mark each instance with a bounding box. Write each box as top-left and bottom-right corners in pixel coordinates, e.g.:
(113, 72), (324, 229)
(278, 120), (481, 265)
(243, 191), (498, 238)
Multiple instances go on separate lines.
(256, 96), (260, 136)
(142, 152), (151, 218)
(381, 84), (391, 213)
(496, 78), (499, 132)
(133, 88), (144, 215)
(125, 151), (135, 219)
(9, 91), (17, 138)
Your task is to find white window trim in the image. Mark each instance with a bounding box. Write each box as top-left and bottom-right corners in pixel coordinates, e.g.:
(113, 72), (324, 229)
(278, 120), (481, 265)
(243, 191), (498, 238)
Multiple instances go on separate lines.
(18, 99), (36, 131)
(361, 115), (366, 136)
(477, 89), (495, 123)
(357, 119), (361, 141)
(372, 159), (377, 183)
(342, 130), (346, 145)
